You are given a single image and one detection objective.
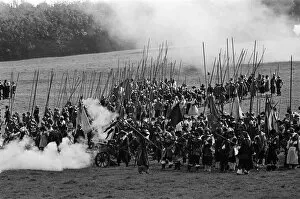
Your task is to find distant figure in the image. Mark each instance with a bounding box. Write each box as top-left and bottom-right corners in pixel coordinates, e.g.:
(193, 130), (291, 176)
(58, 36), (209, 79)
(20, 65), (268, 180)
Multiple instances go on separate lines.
(3, 80), (10, 99)
(0, 80), (3, 100)
(270, 74), (276, 94)
(264, 75), (270, 93)
(4, 106), (10, 124)
(11, 81), (16, 98)
(275, 76), (283, 96)
(33, 106), (40, 124)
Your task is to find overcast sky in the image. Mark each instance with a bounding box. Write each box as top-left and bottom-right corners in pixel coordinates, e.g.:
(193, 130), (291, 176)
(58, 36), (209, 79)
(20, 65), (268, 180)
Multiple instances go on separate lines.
(0, 0), (243, 6)
(0, 0), (102, 5)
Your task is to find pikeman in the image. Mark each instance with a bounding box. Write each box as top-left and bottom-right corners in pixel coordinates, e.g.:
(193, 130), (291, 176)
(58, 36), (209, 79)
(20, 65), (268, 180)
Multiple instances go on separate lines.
(270, 73), (276, 95)
(136, 129), (150, 174)
(116, 130), (131, 167)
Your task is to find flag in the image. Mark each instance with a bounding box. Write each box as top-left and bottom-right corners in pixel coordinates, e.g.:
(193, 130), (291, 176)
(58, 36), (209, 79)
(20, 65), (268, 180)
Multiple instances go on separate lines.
(207, 95), (220, 119)
(188, 104), (199, 116)
(264, 95), (279, 132)
(168, 103), (183, 127)
(76, 103), (92, 138)
(207, 95), (221, 130)
(231, 94), (244, 122)
(267, 108), (279, 131)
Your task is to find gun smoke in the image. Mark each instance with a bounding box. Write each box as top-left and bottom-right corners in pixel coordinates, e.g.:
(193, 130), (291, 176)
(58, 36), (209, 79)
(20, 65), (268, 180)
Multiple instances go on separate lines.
(84, 0), (300, 62)
(0, 138), (92, 172)
(83, 98), (118, 140)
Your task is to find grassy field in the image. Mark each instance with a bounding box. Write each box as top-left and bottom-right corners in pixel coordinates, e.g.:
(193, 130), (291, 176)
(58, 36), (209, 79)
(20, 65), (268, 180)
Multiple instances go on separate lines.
(0, 163), (299, 199)
(0, 49), (300, 198)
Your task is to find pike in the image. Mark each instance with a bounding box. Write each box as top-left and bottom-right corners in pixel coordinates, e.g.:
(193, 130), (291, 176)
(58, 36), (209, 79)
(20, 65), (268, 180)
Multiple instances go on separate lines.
(209, 57), (217, 85)
(31, 70), (40, 116)
(101, 69), (113, 100)
(202, 42), (208, 89)
(9, 71), (14, 111)
(68, 76), (81, 102)
(289, 56), (293, 124)
(226, 38), (230, 81)
(249, 41), (257, 114)
(28, 70), (37, 112)
(11, 72), (20, 113)
(44, 70), (54, 114)
(177, 60), (182, 84)
(93, 72), (102, 99)
(231, 38), (236, 79)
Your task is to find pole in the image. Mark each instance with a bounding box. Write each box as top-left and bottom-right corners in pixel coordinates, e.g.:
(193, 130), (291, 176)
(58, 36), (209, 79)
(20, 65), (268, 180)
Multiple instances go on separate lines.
(202, 42), (207, 89)
(290, 55), (293, 124)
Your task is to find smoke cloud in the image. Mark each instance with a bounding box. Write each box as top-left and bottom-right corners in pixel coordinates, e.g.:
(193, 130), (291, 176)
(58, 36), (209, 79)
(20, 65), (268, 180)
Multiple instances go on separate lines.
(83, 0), (300, 62)
(83, 98), (118, 140)
(293, 24), (300, 36)
(0, 137), (91, 172)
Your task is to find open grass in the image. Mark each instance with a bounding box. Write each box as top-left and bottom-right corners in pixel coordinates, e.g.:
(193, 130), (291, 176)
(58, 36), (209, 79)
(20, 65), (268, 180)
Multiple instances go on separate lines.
(0, 163), (299, 199)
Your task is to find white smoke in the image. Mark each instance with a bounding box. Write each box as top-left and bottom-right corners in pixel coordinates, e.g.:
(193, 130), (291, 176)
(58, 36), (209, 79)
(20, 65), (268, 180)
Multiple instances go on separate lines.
(83, 0), (300, 62)
(293, 24), (300, 36)
(0, 137), (91, 172)
(83, 98), (118, 140)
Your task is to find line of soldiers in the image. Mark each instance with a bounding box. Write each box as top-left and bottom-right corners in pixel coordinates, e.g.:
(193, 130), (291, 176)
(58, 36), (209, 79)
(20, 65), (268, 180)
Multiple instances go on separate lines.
(0, 80), (16, 100)
(104, 109), (299, 174)
(0, 103), (85, 150)
(0, 72), (297, 175)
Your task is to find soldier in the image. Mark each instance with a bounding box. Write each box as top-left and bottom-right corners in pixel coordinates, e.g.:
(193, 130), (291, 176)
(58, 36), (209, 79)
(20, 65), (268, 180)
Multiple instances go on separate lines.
(11, 81), (16, 96)
(187, 132), (202, 171)
(136, 129), (150, 174)
(116, 130), (130, 167)
(266, 129), (279, 168)
(0, 80), (3, 100)
(39, 122), (48, 150)
(58, 116), (67, 137)
(33, 106), (40, 124)
(3, 80), (10, 99)
(202, 136), (214, 172)
(4, 106), (10, 124)
(74, 124), (85, 144)
(270, 74), (276, 95)
(53, 108), (60, 125)
(275, 76), (283, 96)
(264, 75), (270, 93)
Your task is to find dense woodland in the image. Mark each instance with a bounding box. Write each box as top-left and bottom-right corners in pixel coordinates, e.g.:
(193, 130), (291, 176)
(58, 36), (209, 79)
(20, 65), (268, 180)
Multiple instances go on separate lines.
(0, 1), (134, 61)
(1, 1), (300, 61)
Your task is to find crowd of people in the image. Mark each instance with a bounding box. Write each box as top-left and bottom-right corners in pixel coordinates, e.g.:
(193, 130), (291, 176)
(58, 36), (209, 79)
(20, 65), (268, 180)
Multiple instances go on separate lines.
(0, 72), (298, 175)
(0, 80), (16, 100)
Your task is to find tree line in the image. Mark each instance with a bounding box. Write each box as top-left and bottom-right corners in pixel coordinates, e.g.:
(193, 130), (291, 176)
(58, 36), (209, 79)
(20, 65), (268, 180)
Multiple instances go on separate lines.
(0, 2), (133, 61)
